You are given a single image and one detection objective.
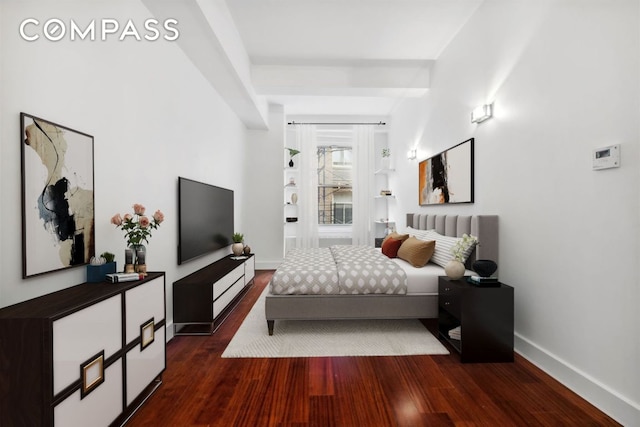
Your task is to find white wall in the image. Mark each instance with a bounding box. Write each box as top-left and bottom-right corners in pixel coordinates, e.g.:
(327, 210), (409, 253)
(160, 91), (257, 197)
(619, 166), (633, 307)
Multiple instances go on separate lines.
(244, 105), (285, 268)
(0, 1), (249, 338)
(389, 1), (639, 424)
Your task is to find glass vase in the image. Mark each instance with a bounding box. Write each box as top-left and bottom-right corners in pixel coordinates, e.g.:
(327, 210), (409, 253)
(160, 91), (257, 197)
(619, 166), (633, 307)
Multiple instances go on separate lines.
(129, 244), (146, 273)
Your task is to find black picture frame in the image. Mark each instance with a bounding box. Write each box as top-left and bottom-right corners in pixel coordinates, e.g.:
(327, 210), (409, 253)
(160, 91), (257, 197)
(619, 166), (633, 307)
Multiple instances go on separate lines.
(20, 113), (95, 278)
(418, 138), (474, 205)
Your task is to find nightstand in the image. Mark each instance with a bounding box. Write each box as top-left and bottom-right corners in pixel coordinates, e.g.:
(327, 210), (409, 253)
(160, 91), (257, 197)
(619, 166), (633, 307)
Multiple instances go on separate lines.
(438, 276), (514, 363)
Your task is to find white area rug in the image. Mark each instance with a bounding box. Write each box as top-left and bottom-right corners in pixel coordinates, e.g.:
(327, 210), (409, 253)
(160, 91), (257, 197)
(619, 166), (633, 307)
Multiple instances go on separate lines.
(222, 288), (449, 358)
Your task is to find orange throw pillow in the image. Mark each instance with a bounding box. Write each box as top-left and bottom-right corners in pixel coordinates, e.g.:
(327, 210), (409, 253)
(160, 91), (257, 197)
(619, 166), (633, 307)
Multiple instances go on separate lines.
(381, 237), (403, 258)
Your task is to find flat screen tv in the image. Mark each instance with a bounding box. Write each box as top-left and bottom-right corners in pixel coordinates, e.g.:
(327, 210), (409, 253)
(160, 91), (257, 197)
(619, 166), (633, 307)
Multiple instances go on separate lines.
(178, 177), (234, 264)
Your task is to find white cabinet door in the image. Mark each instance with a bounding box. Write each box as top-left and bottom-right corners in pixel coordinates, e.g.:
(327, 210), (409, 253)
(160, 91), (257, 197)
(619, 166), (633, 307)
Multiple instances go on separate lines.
(245, 256), (255, 284)
(124, 276), (165, 346)
(213, 278), (245, 318)
(126, 327), (165, 406)
(54, 359), (123, 427)
(213, 264), (244, 300)
(52, 295), (122, 395)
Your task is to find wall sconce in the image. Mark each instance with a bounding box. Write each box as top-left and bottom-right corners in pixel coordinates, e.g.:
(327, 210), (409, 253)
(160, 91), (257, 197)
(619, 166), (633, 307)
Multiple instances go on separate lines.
(407, 149), (417, 160)
(471, 104), (492, 123)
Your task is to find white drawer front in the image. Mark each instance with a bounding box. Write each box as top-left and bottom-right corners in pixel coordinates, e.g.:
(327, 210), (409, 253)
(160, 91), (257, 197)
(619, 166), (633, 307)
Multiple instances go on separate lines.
(245, 257), (255, 284)
(53, 295), (122, 395)
(213, 277), (244, 318)
(213, 264), (244, 300)
(126, 327), (165, 406)
(54, 359), (123, 427)
(124, 277), (165, 345)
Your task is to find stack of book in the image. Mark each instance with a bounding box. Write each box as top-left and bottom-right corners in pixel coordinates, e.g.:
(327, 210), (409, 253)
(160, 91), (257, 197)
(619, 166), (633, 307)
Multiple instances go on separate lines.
(467, 275), (500, 286)
(106, 273), (143, 283)
(448, 326), (461, 340)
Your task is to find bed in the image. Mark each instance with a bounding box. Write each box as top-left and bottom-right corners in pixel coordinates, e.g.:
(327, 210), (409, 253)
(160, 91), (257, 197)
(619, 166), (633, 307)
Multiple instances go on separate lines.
(265, 213), (499, 335)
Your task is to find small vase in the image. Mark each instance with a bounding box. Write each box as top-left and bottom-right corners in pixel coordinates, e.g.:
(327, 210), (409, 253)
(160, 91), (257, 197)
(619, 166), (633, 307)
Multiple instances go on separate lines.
(129, 244), (146, 274)
(232, 242), (244, 256)
(291, 193), (298, 204)
(445, 259), (465, 280)
(472, 259), (498, 277)
(289, 159), (294, 167)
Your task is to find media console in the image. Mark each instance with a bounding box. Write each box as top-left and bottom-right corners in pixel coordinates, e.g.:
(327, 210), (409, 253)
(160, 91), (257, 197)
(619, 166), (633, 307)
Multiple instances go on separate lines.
(0, 273), (166, 427)
(173, 254), (255, 335)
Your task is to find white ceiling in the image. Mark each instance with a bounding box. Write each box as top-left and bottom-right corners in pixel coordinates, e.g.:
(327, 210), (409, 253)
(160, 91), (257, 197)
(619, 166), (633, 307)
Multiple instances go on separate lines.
(226, 0), (483, 63)
(225, 0), (484, 116)
(142, 0), (483, 127)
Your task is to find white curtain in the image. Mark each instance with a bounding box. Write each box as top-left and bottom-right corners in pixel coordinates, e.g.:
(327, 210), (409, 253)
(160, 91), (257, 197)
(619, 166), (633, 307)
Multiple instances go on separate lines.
(351, 125), (375, 246)
(295, 125), (319, 248)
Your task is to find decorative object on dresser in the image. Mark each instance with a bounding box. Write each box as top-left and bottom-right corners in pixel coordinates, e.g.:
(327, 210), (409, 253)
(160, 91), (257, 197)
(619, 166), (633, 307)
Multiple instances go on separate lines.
(472, 259), (498, 277)
(445, 233), (478, 280)
(0, 273), (166, 426)
(419, 138), (474, 205)
(444, 259), (466, 280)
(231, 232), (244, 256)
(20, 113), (95, 278)
(173, 254), (255, 335)
(86, 252), (117, 283)
(438, 276), (513, 363)
(469, 259), (499, 285)
(111, 203), (164, 276)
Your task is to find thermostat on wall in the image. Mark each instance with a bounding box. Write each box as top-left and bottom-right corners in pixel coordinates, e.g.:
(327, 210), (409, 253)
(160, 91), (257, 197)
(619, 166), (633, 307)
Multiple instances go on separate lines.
(592, 144), (620, 170)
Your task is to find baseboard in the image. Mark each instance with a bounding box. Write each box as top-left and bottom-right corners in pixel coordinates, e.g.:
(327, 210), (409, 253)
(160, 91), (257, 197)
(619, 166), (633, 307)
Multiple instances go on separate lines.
(515, 333), (639, 426)
(255, 260), (282, 270)
(165, 322), (174, 342)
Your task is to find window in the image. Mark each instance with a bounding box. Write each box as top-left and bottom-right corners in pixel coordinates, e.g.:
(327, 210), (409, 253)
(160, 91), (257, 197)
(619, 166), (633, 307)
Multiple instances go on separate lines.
(317, 146), (352, 225)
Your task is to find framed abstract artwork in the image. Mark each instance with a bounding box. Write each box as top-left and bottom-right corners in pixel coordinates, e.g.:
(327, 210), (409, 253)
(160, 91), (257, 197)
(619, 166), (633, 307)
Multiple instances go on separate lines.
(20, 113), (95, 278)
(419, 138), (474, 205)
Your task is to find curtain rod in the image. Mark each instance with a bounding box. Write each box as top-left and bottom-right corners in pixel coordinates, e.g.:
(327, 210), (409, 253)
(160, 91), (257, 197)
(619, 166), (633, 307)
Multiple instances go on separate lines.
(287, 120), (386, 126)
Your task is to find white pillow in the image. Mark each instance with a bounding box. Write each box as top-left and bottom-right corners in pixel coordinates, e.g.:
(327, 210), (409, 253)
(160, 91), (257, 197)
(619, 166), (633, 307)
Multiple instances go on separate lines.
(405, 226), (433, 241)
(412, 229), (477, 267)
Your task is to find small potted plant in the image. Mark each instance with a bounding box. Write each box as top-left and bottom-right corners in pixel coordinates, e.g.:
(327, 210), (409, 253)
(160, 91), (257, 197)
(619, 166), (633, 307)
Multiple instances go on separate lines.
(86, 251), (117, 283)
(232, 232), (244, 256)
(381, 148), (391, 169)
(285, 148), (300, 167)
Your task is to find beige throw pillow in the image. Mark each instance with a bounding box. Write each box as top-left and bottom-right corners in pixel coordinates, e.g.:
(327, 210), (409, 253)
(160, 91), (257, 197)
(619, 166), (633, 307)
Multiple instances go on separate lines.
(397, 237), (436, 268)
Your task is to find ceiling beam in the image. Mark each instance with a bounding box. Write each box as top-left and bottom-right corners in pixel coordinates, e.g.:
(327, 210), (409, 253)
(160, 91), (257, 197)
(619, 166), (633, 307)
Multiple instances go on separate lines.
(252, 60), (432, 98)
(142, 0), (269, 130)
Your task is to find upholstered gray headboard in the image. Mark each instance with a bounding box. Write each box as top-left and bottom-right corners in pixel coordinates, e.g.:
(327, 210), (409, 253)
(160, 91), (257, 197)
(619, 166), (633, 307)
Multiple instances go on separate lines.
(406, 213), (499, 268)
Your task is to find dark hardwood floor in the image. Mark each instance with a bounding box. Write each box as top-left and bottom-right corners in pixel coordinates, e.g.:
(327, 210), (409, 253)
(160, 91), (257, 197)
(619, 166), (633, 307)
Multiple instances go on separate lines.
(127, 270), (620, 427)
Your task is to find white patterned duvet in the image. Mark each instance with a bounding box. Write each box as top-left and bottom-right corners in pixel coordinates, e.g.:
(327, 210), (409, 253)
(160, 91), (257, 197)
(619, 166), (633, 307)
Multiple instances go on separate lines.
(270, 245), (407, 295)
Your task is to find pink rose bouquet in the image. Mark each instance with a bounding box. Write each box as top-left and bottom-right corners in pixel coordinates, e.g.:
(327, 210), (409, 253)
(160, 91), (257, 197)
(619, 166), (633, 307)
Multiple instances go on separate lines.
(111, 203), (164, 247)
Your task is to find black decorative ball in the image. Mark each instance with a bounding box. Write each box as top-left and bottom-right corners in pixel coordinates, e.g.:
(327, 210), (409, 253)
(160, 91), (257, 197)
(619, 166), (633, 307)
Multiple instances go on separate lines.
(472, 259), (498, 277)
